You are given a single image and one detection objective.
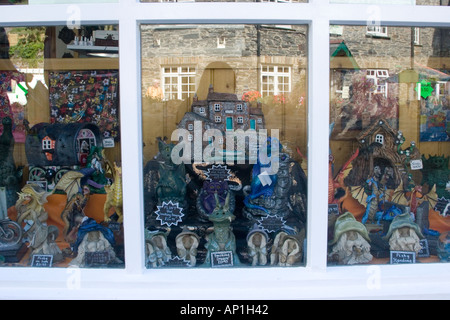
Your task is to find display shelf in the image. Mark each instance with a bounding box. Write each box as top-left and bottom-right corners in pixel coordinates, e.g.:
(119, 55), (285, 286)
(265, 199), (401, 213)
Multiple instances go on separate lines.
(43, 58), (119, 70)
(66, 44), (119, 53)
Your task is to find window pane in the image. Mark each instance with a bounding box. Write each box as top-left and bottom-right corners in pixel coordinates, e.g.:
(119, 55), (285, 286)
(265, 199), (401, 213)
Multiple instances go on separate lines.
(0, 25), (123, 268)
(141, 0), (307, 2)
(329, 25), (450, 266)
(141, 24), (308, 268)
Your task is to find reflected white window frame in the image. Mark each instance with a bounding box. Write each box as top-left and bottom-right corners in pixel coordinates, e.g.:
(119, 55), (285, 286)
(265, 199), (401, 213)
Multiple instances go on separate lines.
(161, 65), (196, 100)
(0, 0), (448, 300)
(366, 25), (388, 37)
(261, 65), (291, 96)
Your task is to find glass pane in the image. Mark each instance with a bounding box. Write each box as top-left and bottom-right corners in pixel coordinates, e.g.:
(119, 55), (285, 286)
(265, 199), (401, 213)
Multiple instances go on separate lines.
(0, 25), (123, 268)
(328, 25), (450, 266)
(0, 0), (27, 4)
(141, 0), (307, 2)
(141, 24), (308, 268)
(330, 0), (448, 4)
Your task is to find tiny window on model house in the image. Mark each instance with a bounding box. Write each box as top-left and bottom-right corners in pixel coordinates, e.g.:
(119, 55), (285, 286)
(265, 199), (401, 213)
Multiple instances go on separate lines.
(42, 136), (55, 161)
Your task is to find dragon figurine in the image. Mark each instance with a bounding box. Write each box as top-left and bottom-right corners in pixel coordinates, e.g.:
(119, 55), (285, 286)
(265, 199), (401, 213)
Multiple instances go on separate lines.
(243, 137), (281, 216)
(103, 162), (123, 223)
(202, 192), (241, 267)
(15, 183), (63, 262)
(155, 137), (186, 205)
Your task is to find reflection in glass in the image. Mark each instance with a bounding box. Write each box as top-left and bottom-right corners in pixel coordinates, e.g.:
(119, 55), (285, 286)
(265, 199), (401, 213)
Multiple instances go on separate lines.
(0, 25), (123, 268)
(141, 24), (308, 268)
(328, 25), (450, 266)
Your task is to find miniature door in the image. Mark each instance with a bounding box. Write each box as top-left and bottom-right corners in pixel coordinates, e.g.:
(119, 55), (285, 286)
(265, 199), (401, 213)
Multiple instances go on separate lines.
(77, 128), (97, 166)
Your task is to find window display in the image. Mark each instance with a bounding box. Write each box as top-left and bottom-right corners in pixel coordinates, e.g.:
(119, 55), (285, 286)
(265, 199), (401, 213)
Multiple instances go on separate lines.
(0, 25), (123, 268)
(328, 25), (449, 265)
(141, 24), (308, 268)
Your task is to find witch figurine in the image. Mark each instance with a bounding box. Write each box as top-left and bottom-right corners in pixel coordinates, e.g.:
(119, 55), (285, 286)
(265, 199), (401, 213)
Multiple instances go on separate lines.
(383, 212), (424, 256)
(328, 212), (373, 265)
(68, 214), (120, 267)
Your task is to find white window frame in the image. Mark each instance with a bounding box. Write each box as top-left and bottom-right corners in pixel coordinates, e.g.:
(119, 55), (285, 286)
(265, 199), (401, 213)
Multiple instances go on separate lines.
(366, 25), (388, 37)
(414, 27), (420, 45)
(1, 0), (449, 301)
(366, 69), (389, 97)
(162, 65), (196, 100)
(261, 65), (291, 97)
(375, 134), (384, 144)
(237, 116), (244, 123)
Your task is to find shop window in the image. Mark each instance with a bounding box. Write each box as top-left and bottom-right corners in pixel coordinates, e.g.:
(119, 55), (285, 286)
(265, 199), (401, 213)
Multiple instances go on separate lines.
(0, 24), (123, 269)
(141, 24), (308, 269)
(329, 24), (450, 267)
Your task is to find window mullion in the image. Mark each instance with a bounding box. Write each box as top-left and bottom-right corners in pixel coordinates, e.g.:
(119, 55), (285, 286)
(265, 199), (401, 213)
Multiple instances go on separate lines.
(306, 15), (330, 271)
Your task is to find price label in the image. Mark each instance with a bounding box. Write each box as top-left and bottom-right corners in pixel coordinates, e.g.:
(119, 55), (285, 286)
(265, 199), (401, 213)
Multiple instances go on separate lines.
(390, 251), (416, 264)
(31, 254), (53, 268)
(155, 201), (184, 227)
(211, 251), (234, 268)
(410, 159), (423, 170)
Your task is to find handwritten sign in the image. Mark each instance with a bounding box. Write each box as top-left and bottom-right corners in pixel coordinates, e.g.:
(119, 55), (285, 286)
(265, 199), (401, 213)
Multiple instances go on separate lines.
(107, 222), (121, 232)
(257, 215), (287, 234)
(86, 251), (110, 266)
(328, 204), (339, 215)
(155, 201), (184, 227)
(205, 164), (231, 182)
(410, 159), (423, 170)
(103, 138), (115, 148)
(390, 251), (416, 264)
(418, 239), (430, 258)
(164, 256), (192, 268)
(31, 254), (53, 268)
(211, 251), (234, 268)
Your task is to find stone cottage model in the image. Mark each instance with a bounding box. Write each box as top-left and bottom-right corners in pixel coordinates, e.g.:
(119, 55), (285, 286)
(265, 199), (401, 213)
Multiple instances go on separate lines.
(177, 86), (265, 160)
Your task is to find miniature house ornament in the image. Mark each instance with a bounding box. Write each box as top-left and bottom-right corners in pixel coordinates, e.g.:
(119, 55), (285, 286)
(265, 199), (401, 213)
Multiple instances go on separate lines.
(328, 212), (373, 265)
(383, 212), (424, 256)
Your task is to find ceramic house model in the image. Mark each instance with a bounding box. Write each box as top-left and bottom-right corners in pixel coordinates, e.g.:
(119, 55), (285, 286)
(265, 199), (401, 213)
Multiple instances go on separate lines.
(177, 86), (265, 160)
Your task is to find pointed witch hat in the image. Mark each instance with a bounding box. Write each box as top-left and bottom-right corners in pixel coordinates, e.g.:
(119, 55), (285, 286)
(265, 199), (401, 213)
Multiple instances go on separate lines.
(329, 211), (371, 245)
